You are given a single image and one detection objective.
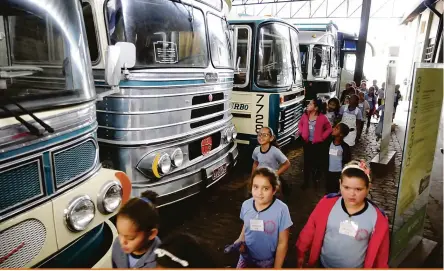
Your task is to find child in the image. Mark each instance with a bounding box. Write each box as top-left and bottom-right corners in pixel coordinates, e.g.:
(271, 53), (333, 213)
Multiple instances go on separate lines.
(233, 167), (293, 268)
(339, 94), (362, 147)
(296, 160), (390, 268)
(252, 127), (290, 196)
(324, 123), (351, 194)
(155, 232), (222, 268)
(365, 87), (377, 133)
(325, 97), (341, 127)
(298, 98), (332, 189)
(112, 191), (162, 268)
(357, 91), (370, 140)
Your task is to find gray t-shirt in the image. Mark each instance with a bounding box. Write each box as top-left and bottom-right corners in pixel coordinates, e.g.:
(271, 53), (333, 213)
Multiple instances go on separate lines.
(240, 197), (293, 260)
(252, 145), (288, 171)
(308, 119), (316, 141)
(328, 142), (343, 172)
(320, 198), (377, 268)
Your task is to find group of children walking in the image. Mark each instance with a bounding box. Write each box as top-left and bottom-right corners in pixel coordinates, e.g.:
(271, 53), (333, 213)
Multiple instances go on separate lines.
(111, 80), (390, 269)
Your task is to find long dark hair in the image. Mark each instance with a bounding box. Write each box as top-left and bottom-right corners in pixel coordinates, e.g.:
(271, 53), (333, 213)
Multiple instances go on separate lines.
(249, 167), (280, 192)
(328, 97), (340, 115)
(305, 98), (324, 115)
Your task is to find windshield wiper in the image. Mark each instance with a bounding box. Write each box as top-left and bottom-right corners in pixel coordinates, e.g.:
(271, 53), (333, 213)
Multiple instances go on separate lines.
(1, 96), (55, 135)
(0, 105), (41, 136)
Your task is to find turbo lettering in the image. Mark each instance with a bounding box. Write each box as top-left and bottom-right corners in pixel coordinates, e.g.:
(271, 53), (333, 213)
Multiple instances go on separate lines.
(0, 242), (25, 264)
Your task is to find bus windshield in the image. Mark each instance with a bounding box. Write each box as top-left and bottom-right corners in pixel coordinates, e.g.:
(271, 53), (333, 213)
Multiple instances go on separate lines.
(255, 23), (292, 88)
(106, 0), (208, 68)
(299, 45), (309, 78)
(0, 0), (95, 118)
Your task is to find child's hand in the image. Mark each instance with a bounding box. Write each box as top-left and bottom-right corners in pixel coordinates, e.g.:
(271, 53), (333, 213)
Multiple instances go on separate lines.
(239, 242), (246, 253)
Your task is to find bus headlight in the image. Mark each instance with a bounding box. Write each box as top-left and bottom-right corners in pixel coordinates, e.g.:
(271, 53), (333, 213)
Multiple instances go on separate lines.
(230, 126), (237, 140)
(171, 148), (184, 167)
(64, 195), (95, 232)
(97, 181), (122, 214)
(158, 153), (172, 174)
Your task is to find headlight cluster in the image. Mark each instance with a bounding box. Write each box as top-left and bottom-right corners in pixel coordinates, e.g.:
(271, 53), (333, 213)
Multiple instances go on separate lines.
(153, 148), (184, 177)
(64, 181), (123, 232)
(222, 126), (237, 143)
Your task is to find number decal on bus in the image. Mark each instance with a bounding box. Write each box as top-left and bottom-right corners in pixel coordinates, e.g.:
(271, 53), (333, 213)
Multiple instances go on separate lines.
(255, 94), (264, 133)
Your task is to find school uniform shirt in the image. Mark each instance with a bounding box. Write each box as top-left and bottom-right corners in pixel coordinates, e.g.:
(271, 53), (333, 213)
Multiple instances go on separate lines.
(252, 145), (287, 171)
(240, 197), (293, 261)
(358, 100), (370, 120)
(295, 194), (390, 268)
(320, 198), (377, 268)
(112, 236), (161, 268)
(365, 94), (376, 110)
(378, 88), (385, 100)
(324, 136), (351, 173)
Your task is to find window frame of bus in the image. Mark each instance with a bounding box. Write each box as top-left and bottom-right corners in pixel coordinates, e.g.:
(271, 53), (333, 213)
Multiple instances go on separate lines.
(289, 28), (303, 87)
(82, 0), (101, 66)
(330, 46), (338, 78)
(312, 44), (329, 78)
(233, 25), (252, 89)
(6, 13), (64, 65)
(207, 12), (232, 69)
(103, 0), (209, 69)
(255, 22), (293, 89)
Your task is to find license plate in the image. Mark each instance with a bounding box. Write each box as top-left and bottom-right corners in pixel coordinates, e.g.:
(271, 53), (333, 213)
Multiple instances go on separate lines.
(212, 164), (227, 180)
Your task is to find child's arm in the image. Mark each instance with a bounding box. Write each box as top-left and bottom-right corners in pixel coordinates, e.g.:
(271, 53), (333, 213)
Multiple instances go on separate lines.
(321, 116), (332, 141)
(235, 224), (246, 243)
(251, 160), (259, 177)
(276, 160), (290, 176)
(274, 228), (290, 268)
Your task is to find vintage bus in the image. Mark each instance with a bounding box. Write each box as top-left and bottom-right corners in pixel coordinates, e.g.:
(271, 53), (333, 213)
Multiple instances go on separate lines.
(82, 0), (238, 207)
(229, 17), (305, 147)
(0, 0), (132, 268)
(296, 22), (339, 102)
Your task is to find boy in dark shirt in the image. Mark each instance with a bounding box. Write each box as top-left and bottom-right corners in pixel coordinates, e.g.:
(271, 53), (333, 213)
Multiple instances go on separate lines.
(324, 123), (351, 194)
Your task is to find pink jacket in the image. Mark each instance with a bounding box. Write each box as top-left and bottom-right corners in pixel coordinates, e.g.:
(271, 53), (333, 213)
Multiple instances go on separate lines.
(298, 113), (332, 143)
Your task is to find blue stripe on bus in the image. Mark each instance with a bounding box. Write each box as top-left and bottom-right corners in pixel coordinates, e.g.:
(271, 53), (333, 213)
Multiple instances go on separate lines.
(268, 94), (280, 136)
(0, 124), (97, 160)
(42, 152), (54, 195)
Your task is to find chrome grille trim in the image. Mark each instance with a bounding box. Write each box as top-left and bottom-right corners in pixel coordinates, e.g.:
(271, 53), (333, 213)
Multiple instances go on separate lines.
(99, 108), (230, 131)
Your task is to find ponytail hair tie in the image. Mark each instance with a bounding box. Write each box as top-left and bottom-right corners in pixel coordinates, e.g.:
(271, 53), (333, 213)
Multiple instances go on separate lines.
(140, 197), (152, 204)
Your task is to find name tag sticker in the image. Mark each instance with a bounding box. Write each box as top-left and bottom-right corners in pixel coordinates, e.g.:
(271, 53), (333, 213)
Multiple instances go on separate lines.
(358, 104), (363, 108)
(250, 219), (264, 231)
(339, 220), (358, 237)
(329, 148), (339, 156)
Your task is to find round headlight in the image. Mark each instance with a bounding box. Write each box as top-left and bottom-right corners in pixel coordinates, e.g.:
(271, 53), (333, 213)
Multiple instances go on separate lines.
(64, 195), (95, 232)
(231, 126), (237, 140)
(158, 153), (172, 174)
(171, 148), (184, 167)
(98, 181), (122, 214)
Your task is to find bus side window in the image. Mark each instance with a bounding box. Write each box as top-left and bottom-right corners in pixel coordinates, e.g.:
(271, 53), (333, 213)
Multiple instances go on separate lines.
(234, 26), (251, 88)
(82, 2), (100, 64)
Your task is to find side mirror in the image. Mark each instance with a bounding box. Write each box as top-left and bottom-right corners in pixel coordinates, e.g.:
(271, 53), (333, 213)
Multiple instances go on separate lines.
(105, 42), (136, 86)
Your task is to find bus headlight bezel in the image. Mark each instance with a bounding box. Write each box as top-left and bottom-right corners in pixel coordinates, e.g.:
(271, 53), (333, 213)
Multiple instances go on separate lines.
(157, 153), (172, 175)
(97, 181), (122, 214)
(64, 195), (95, 232)
(171, 148), (184, 168)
